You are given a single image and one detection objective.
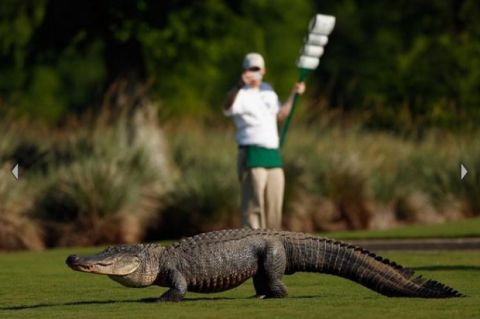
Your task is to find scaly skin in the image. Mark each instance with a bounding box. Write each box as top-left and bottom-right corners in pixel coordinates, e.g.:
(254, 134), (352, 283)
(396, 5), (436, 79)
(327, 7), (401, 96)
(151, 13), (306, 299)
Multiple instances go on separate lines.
(66, 228), (463, 301)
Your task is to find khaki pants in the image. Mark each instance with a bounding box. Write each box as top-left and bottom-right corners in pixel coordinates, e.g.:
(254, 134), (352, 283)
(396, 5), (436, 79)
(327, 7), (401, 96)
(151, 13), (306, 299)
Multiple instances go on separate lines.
(237, 148), (284, 229)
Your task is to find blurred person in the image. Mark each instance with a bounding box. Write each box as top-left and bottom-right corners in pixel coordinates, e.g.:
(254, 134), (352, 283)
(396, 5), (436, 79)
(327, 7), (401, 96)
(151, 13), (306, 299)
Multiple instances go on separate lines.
(222, 52), (305, 229)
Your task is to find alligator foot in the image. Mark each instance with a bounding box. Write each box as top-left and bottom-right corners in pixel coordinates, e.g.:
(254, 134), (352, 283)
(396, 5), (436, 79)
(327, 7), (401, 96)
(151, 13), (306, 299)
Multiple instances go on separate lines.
(158, 288), (185, 302)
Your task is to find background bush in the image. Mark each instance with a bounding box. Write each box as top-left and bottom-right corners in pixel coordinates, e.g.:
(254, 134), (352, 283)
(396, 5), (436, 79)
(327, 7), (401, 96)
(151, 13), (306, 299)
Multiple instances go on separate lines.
(1, 112), (479, 250)
(1, 0), (480, 128)
(148, 124), (240, 239)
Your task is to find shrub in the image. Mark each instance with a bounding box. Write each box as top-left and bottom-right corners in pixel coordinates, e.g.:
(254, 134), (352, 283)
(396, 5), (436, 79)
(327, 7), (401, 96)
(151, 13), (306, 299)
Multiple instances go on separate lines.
(0, 163), (44, 250)
(325, 154), (374, 229)
(33, 104), (172, 246)
(149, 124), (240, 239)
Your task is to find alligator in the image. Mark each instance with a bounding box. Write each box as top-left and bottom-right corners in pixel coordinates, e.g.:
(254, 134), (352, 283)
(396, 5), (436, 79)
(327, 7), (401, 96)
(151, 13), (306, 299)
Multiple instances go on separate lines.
(66, 228), (462, 301)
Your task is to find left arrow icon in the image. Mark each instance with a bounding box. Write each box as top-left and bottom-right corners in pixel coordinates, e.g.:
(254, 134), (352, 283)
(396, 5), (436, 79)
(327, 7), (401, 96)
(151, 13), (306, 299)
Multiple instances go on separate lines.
(12, 163), (19, 180)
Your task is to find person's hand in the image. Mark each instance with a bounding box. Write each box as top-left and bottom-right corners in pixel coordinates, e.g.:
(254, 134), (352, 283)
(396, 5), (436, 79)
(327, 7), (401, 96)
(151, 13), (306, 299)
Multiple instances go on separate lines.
(239, 71), (255, 87)
(292, 82), (306, 95)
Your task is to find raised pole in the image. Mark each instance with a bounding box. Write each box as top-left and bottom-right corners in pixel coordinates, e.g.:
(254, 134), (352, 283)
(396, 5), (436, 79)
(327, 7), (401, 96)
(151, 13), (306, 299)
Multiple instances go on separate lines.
(279, 68), (310, 148)
(279, 13), (335, 149)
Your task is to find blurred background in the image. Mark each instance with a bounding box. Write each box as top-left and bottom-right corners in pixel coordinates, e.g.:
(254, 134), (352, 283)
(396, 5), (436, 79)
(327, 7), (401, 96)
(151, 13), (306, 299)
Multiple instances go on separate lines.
(1, 0), (479, 250)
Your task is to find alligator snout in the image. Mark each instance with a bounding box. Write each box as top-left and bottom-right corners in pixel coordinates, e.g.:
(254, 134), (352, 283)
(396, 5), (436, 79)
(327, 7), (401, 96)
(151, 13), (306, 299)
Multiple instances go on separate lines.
(66, 255), (80, 266)
(66, 254), (94, 272)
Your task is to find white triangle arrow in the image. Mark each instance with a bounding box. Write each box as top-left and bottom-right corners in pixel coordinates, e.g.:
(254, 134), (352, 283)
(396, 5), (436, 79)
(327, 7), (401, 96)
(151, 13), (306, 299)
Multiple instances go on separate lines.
(11, 163), (19, 180)
(461, 164), (468, 180)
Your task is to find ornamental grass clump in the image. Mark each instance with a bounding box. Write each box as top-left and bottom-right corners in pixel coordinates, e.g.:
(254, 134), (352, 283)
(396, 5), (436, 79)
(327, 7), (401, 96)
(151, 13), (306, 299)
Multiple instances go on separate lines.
(34, 104), (172, 247)
(149, 124), (239, 239)
(0, 163), (44, 251)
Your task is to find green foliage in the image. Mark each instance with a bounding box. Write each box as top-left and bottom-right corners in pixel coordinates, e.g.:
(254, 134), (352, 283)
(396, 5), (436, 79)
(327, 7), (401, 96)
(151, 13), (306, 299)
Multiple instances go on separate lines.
(0, 0), (480, 131)
(315, 0), (480, 129)
(1, 0), (480, 128)
(0, 0), (313, 121)
(145, 0), (313, 118)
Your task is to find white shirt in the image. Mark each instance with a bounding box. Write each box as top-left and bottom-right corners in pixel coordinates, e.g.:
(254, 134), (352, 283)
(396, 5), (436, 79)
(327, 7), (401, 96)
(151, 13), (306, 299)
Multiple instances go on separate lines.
(223, 83), (281, 149)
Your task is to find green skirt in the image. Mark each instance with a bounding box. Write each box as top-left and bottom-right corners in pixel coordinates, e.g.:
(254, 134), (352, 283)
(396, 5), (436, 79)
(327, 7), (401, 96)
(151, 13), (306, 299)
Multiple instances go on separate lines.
(245, 145), (283, 168)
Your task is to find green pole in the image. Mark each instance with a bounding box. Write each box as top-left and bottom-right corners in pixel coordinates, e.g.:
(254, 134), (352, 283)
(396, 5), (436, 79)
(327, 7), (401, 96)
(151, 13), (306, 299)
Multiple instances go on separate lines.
(279, 68), (311, 148)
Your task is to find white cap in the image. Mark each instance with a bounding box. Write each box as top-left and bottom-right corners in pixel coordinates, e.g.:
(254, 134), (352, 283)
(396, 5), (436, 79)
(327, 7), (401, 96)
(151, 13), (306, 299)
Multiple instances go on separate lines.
(242, 52), (265, 69)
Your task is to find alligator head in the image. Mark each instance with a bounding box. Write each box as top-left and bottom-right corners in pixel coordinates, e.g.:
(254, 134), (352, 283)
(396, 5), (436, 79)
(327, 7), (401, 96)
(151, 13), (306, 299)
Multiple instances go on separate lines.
(66, 244), (162, 287)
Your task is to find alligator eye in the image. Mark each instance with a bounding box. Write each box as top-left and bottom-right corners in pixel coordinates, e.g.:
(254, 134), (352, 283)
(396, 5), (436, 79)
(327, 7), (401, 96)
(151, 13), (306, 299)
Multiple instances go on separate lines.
(97, 262), (113, 267)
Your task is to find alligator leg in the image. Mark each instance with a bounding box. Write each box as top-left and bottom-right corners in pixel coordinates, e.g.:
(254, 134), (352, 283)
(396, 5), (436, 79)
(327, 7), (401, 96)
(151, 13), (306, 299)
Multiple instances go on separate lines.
(261, 240), (288, 298)
(253, 273), (268, 298)
(159, 270), (187, 302)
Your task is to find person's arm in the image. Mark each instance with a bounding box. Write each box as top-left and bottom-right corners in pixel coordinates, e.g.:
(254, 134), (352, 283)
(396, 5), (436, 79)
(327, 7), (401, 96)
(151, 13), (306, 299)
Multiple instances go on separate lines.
(277, 82), (306, 121)
(223, 72), (254, 113)
(222, 86), (242, 112)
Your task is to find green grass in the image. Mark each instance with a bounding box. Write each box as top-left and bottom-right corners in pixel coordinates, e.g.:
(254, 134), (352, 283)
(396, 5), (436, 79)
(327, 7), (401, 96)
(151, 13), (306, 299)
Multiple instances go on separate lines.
(0, 247), (479, 319)
(321, 217), (480, 240)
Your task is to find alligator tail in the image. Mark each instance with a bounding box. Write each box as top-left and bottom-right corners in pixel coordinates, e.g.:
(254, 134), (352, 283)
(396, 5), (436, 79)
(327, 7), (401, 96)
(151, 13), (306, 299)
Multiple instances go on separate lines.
(283, 235), (463, 298)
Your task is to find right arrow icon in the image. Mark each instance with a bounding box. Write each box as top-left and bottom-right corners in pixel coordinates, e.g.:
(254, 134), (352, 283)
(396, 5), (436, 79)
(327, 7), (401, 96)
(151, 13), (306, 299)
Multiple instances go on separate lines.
(461, 163), (468, 180)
